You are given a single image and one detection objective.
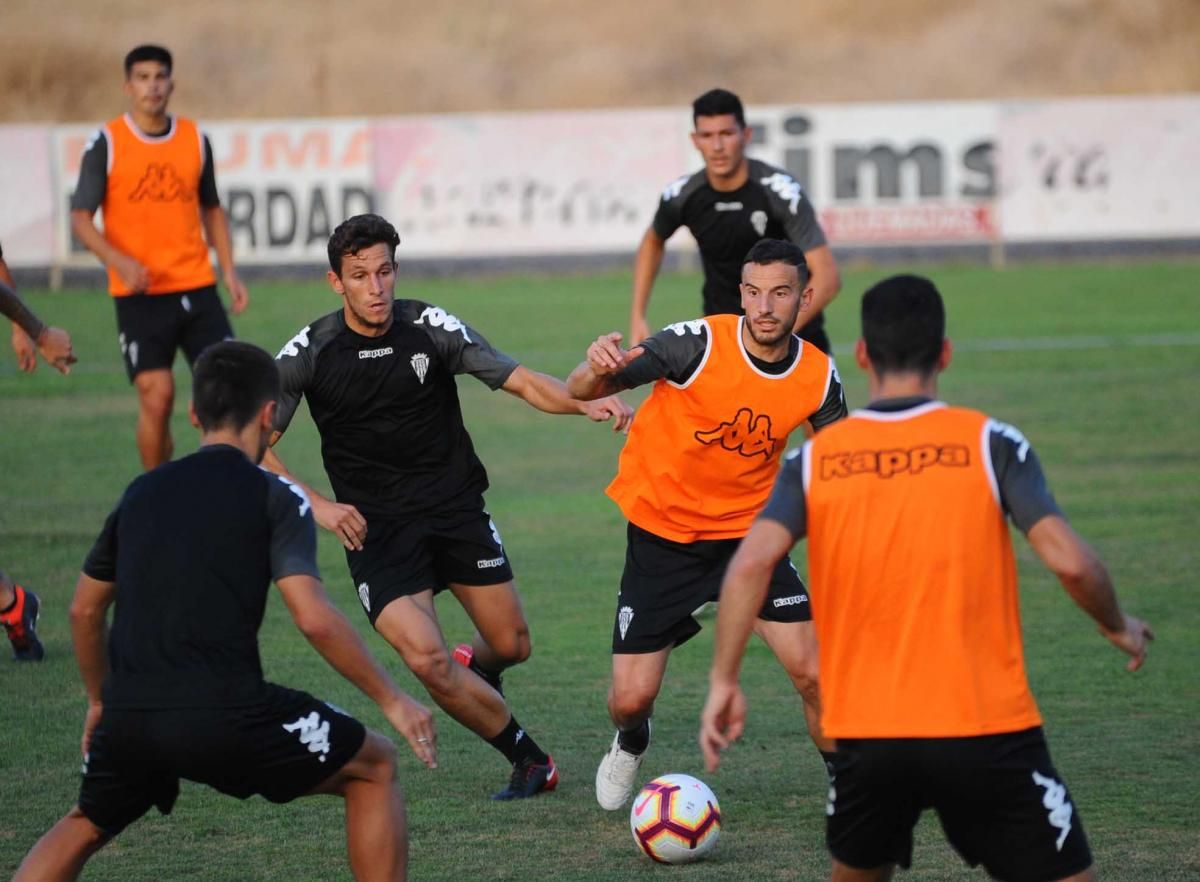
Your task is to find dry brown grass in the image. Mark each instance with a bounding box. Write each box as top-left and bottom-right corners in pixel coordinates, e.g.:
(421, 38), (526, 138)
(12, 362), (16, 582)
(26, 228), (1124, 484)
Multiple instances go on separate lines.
(1, 0), (1198, 122)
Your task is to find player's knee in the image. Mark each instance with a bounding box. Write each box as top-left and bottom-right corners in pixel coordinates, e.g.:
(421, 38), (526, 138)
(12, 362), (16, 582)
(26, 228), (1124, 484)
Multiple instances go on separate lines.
(136, 382), (174, 419)
(360, 731), (398, 782)
(609, 689), (655, 726)
(405, 646), (456, 695)
(490, 630), (531, 667)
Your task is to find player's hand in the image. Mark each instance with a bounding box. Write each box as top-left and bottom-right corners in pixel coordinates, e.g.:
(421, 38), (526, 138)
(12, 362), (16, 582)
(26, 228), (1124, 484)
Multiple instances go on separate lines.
(225, 272), (249, 315)
(699, 680), (747, 772)
(36, 326), (77, 375)
(11, 324), (37, 372)
(312, 496), (368, 551)
(381, 692), (438, 769)
(586, 331), (634, 376)
(111, 254), (150, 293)
(1101, 613), (1154, 672)
(630, 315), (651, 346)
(81, 701), (104, 757)
(581, 394), (635, 433)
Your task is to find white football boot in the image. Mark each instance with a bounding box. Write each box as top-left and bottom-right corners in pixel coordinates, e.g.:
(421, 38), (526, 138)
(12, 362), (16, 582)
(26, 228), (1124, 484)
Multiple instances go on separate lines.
(595, 724), (649, 810)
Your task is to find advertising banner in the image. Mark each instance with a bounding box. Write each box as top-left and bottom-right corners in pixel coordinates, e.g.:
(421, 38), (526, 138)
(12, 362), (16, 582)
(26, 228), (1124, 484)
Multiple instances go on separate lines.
(0, 125), (55, 264)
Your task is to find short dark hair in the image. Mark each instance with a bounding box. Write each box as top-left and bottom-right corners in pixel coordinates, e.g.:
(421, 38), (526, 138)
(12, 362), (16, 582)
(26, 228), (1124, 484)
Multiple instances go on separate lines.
(124, 45), (173, 77)
(861, 275), (946, 375)
(192, 341), (280, 432)
(743, 238), (809, 285)
(327, 214), (401, 275)
(693, 89), (745, 128)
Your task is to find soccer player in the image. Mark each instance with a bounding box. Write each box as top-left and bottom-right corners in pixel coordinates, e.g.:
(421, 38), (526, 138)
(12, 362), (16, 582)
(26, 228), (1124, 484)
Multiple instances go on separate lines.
(13, 341), (436, 882)
(263, 213), (633, 800)
(567, 238), (847, 811)
(629, 88), (840, 353)
(700, 275), (1153, 882)
(70, 44), (249, 471)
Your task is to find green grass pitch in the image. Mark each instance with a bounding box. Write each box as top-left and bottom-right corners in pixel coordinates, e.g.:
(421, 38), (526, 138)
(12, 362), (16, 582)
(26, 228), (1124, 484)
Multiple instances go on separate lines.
(2, 260), (1197, 880)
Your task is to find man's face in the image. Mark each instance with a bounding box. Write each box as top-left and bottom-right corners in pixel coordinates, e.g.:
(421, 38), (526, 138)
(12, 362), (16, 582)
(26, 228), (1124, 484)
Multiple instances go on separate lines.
(691, 114), (749, 179)
(329, 243), (397, 334)
(739, 261), (810, 347)
(124, 61), (173, 116)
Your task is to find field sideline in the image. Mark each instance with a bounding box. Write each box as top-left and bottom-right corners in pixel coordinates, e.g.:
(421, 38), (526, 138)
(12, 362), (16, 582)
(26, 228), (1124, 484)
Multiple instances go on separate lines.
(2, 260), (1197, 880)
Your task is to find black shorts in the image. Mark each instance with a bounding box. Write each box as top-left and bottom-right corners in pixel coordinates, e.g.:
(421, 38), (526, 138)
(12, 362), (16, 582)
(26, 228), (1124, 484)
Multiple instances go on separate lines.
(78, 684), (366, 837)
(612, 521), (811, 653)
(113, 286), (233, 381)
(346, 502), (514, 625)
(827, 727), (1093, 882)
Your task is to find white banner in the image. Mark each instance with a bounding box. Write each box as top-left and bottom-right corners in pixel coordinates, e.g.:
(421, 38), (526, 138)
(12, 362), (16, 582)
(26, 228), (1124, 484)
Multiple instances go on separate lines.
(998, 95), (1200, 240)
(0, 125), (55, 264)
(372, 110), (687, 257)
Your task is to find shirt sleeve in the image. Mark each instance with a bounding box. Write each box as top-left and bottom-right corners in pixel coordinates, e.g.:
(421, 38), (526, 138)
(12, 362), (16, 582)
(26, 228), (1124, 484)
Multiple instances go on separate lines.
(808, 358), (849, 432)
(409, 302), (519, 389)
(759, 443), (810, 540)
(264, 473), (321, 581)
(0, 281), (46, 340)
(986, 419), (1063, 533)
(199, 135), (220, 208)
(615, 320), (710, 389)
(651, 176), (689, 240)
(757, 164), (827, 252)
(82, 503), (121, 582)
(273, 325), (316, 434)
(70, 130), (109, 213)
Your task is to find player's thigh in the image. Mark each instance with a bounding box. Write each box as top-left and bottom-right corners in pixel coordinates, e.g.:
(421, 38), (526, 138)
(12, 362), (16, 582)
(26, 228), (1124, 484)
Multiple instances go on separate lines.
(306, 729), (397, 796)
(448, 579), (529, 649)
(754, 618), (818, 679)
(933, 728), (1093, 882)
(113, 294), (181, 382)
(178, 286), (234, 366)
(610, 647), (673, 703)
(372, 589), (450, 663)
(345, 517), (438, 626)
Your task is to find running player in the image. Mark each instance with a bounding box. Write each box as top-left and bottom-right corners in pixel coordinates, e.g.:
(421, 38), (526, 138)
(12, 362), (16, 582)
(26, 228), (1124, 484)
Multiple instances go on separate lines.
(701, 274), (1153, 882)
(568, 238), (846, 810)
(70, 44), (249, 470)
(263, 213), (633, 800)
(14, 341), (435, 882)
(630, 88), (840, 353)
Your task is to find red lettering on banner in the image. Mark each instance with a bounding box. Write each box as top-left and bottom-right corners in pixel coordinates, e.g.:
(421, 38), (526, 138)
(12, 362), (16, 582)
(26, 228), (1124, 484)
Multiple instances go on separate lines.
(819, 204), (996, 242)
(263, 131), (331, 170)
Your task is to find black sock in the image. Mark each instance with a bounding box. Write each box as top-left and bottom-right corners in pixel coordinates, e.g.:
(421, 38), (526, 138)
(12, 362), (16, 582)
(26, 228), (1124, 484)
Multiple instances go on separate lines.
(486, 716), (547, 766)
(617, 719), (651, 755)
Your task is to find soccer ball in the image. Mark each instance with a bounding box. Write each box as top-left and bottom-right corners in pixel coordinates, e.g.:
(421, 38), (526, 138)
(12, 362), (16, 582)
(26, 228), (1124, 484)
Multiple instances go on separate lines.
(630, 773), (721, 863)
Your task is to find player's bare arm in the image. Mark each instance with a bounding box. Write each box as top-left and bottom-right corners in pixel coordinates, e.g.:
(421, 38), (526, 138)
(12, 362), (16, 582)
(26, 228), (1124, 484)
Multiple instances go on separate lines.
(794, 245), (841, 334)
(276, 573), (438, 768)
(0, 257), (37, 372)
(69, 208), (149, 293)
(261, 435), (367, 551)
(1026, 514), (1153, 671)
(502, 364), (634, 431)
(68, 573), (117, 755)
(566, 333), (646, 400)
(0, 281), (76, 373)
(201, 204), (249, 315)
(630, 228), (667, 344)
(700, 517), (796, 771)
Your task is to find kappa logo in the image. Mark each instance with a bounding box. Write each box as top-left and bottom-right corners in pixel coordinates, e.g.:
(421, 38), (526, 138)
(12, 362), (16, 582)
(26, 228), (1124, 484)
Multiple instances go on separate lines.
(750, 209), (768, 236)
(357, 582), (371, 612)
(1031, 771), (1074, 851)
(618, 605), (634, 641)
(664, 319), (706, 337)
(661, 174), (689, 201)
(760, 171), (804, 214)
(411, 352), (430, 383)
(277, 326), (312, 359)
(415, 306), (471, 342)
(359, 346), (394, 360)
(275, 474), (312, 517)
(695, 408), (776, 459)
(282, 711), (332, 762)
(119, 333), (140, 369)
(772, 593), (809, 608)
(129, 163), (193, 203)
(487, 517), (503, 547)
(992, 419), (1031, 462)
(477, 556), (506, 569)
(820, 444), (970, 480)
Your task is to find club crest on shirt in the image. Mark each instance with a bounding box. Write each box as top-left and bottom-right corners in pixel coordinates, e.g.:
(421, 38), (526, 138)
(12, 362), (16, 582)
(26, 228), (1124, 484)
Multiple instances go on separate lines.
(410, 352), (430, 383)
(751, 210), (768, 236)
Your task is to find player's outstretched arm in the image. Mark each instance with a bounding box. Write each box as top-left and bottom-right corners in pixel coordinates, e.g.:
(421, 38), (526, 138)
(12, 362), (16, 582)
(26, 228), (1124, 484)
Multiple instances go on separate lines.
(630, 227), (666, 345)
(566, 332), (647, 401)
(276, 573), (438, 768)
(69, 574), (117, 755)
(701, 517), (796, 771)
(1027, 514), (1153, 671)
(502, 364), (634, 431)
(201, 205), (249, 315)
(261, 438), (368, 551)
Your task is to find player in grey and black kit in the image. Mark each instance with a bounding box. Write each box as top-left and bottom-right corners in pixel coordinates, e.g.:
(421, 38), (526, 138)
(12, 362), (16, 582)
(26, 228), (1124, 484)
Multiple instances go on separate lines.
(264, 214), (632, 801)
(14, 342), (436, 882)
(630, 88), (841, 354)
